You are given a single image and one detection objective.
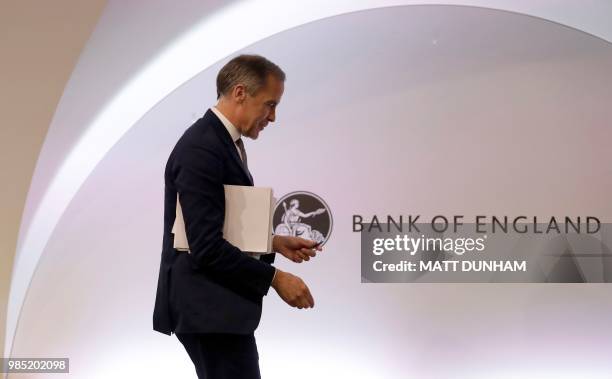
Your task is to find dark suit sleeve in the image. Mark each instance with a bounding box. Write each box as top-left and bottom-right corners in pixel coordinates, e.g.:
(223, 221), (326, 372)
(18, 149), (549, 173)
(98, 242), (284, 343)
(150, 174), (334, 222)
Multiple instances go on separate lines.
(174, 142), (275, 297)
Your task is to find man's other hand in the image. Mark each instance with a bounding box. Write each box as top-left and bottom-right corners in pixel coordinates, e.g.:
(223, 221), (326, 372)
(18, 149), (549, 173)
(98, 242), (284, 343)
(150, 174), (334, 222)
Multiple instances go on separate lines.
(271, 270), (314, 309)
(272, 235), (322, 263)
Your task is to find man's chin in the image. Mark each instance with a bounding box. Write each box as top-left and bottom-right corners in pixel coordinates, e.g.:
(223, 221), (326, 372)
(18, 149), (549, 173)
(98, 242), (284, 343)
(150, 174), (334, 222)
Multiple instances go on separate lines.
(248, 129), (261, 140)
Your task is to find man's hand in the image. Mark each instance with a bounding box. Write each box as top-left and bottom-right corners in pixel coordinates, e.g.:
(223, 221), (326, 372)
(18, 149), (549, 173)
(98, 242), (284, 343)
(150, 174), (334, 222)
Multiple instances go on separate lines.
(272, 269), (314, 309)
(272, 235), (322, 263)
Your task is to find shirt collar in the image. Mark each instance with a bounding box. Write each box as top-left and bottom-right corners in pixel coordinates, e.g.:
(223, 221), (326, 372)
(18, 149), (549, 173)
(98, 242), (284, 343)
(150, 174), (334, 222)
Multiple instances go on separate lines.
(211, 106), (241, 143)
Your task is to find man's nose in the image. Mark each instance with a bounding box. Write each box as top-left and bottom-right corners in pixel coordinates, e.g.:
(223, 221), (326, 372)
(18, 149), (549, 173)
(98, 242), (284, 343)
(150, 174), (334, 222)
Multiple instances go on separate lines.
(267, 108), (276, 122)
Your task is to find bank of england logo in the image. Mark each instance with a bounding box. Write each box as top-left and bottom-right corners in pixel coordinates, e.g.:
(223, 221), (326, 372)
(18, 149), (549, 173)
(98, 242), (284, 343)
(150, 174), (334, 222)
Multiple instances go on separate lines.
(273, 191), (332, 246)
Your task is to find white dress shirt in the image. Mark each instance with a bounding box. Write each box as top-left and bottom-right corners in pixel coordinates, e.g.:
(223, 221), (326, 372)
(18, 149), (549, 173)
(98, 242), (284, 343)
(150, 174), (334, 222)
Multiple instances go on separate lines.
(211, 106), (244, 162)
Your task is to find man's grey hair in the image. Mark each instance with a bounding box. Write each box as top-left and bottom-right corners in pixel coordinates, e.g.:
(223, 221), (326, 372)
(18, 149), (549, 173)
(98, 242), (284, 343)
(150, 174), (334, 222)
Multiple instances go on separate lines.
(216, 54), (286, 99)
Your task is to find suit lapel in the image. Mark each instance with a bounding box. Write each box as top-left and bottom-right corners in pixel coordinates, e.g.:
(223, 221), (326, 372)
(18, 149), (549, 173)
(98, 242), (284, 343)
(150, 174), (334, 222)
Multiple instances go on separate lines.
(205, 109), (254, 186)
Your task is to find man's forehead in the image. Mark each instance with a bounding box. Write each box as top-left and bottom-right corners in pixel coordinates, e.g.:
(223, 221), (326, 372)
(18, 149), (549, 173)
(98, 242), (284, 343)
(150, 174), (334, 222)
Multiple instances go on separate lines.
(261, 76), (284, 100)
(265, 75), (283, 90)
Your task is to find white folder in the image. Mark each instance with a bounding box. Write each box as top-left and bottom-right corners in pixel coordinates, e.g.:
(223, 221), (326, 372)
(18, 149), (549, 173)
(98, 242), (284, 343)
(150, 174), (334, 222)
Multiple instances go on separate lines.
(172, 185), (275, 257)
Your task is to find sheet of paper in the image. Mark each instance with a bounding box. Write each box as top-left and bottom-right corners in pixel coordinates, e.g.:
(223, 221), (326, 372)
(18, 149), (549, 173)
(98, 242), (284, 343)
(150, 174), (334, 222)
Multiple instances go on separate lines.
(223, 185), (273, 254)
(172, 194), (190, 252)
(172, 186), (274, 255)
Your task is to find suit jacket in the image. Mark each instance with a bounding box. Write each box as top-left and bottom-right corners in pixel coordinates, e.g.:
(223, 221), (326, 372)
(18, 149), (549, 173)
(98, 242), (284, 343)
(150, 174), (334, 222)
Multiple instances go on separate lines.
(153, 109), (276, 336)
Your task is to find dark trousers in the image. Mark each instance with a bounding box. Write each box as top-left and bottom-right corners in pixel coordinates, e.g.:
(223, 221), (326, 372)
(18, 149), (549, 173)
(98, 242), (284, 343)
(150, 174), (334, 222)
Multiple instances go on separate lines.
(176, 333), (261, 379)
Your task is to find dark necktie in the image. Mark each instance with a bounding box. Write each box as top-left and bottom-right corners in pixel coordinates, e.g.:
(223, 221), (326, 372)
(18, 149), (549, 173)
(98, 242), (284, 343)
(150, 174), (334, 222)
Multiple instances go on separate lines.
(235, 138), (248, 168)
(235, 138), (253, 183)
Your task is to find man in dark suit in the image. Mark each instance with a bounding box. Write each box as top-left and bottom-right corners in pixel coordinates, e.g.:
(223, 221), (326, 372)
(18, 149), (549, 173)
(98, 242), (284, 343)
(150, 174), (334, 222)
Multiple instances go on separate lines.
(153, 55), (320, 379)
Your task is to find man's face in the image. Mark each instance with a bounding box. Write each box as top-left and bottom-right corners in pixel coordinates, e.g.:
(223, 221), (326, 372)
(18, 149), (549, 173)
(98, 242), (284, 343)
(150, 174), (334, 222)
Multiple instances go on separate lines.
(236, 75), (284, 139)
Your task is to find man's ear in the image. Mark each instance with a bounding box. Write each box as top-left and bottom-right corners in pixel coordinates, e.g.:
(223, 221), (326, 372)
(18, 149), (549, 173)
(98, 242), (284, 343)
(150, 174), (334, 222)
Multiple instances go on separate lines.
(233, 84), (247, 104)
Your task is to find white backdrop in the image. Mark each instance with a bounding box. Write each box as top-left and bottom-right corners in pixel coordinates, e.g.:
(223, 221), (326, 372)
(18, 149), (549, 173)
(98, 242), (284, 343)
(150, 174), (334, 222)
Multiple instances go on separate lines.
(8, 2), (612, 378)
